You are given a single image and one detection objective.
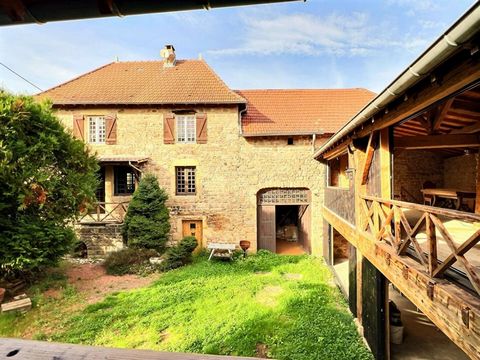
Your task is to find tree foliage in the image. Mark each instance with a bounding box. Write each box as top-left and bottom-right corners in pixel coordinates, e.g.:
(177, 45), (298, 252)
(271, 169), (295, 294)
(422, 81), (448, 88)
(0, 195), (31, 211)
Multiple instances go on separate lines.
(123, 174), (170, 252)
(0, 91), (99, 278)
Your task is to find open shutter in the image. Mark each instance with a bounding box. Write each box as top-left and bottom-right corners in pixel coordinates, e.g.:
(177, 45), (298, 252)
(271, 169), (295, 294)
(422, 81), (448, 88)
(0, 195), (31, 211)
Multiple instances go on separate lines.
(164, 113), (175, 144)
(105, 114), (117, 145)
(196, 113), (207, 144)
(73, 114), (85, 140)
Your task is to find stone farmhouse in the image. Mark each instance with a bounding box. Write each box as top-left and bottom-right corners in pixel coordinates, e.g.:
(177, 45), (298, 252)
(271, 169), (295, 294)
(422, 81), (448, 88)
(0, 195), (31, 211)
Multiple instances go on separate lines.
(36, 45), (374, 256)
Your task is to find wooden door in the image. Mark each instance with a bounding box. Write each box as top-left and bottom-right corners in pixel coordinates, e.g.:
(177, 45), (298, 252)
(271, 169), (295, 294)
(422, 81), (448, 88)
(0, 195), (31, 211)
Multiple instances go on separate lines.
(258, 205), (276, 252)
(298, 204), (311, 253)
(182, 220), (203, 247)
(362, 258), (387, 360)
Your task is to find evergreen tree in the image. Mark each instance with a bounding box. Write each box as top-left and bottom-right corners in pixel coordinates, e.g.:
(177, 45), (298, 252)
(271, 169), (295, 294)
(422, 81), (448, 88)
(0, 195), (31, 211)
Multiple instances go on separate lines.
(123, 174), (171, 252)
(0, 91), (99, 278)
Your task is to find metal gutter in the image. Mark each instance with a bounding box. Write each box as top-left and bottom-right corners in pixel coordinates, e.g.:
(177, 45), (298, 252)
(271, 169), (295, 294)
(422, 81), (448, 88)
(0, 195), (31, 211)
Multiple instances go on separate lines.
(242, 131), (327, 137)
(313, 2), (480, 159)
(0, 0), (303, 26)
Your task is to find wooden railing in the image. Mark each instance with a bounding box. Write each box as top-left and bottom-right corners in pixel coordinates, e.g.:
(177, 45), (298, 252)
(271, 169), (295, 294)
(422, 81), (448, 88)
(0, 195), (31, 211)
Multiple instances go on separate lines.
(78, 202), (129, 224)
(360, 195), (480, 295)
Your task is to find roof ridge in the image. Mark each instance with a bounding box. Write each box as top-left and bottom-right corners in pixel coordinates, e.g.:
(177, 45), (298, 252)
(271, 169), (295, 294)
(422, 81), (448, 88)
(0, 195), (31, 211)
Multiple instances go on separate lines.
(236, 88), (374, 92)
(199, 59), (246, 103)
(36, 62), (115, 97)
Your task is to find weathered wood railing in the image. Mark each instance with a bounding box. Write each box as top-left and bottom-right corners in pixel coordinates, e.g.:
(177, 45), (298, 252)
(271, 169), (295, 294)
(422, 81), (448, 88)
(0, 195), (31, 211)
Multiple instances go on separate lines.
(78, 201), (129, 224)
(360, 195), (480, 295)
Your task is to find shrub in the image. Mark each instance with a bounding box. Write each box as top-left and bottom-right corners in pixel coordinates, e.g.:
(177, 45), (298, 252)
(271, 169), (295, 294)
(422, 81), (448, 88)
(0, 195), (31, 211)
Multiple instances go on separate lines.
(104, 248), (159, 275)
(161, 236), (198, 271)
(0, 91), (98, 279)
(122, 174), (170, 253)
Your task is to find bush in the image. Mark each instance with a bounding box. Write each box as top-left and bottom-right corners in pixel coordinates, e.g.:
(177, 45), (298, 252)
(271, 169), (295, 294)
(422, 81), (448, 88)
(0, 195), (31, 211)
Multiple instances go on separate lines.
(0, 91), (98, 279)
(104, 248), (158, 275)
(161, 236), (198, 271)
(122, 174), (170, 253)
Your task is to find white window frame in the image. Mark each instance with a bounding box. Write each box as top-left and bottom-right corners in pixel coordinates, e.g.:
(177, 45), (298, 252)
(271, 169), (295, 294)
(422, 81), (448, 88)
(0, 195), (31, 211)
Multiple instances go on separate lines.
(176, 115), (196, 143)
(88, 116), (106, 144)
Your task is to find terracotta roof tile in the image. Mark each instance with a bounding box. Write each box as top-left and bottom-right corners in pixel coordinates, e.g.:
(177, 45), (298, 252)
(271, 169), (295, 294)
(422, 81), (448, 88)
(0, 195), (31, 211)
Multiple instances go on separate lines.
(36, 60), (246, 105)
(236, 89), (375, 136)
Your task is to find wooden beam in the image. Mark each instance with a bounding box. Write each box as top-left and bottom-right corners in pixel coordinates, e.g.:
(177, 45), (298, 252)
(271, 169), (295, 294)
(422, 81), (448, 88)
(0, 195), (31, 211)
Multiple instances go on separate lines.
(450, 121), (480, 134)
(357, 57), (480, 139)
(361, 131), (378, 185)
(323, 139), (349, 160)
(395, 134), (480, 150)
(476, 154), (480, 214)
(432, 98), (454, 132)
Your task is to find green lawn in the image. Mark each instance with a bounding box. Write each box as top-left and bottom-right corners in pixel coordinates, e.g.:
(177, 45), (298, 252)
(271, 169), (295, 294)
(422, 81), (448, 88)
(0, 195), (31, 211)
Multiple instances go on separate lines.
(1, 252), (372, 359)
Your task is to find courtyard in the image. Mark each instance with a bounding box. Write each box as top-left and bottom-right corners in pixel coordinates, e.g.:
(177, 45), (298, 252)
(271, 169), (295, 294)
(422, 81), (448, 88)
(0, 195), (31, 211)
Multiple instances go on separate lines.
(0, 252), (371, 360)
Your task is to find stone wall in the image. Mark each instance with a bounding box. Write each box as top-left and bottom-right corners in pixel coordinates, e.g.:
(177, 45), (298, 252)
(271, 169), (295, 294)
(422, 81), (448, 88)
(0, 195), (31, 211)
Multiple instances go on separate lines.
(75, 224), (124, 257)
(393, 150), (444, 203)
(57, 106), (327, 256)
(444, 153), (478, 191)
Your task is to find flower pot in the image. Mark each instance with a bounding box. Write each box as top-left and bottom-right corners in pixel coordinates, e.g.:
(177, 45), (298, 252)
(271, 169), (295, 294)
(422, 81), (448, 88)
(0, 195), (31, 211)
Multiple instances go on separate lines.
(0, 288), (5, 304)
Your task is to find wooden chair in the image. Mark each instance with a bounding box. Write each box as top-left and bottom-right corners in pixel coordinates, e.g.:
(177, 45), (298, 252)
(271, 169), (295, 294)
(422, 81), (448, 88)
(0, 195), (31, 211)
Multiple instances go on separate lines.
(422, 181), (436, 206)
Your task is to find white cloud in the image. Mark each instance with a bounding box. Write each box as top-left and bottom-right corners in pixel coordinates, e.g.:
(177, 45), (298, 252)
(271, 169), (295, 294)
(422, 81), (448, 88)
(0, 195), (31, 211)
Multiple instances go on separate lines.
(207, 12), (430, 58)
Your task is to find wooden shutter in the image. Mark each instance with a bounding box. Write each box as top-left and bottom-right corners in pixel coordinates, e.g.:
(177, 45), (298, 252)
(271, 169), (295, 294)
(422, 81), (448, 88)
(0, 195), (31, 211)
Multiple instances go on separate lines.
(164, 113), (175, 144)
(72, 114), (85, 140)
(196, 113), (207, 144)
(105, 114), (117, 145)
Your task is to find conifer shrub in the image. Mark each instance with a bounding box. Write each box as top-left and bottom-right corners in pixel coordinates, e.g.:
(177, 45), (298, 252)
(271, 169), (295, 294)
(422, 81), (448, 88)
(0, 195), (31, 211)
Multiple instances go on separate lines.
(104, 248), (158, 275)
(161, 236), (198, 271)
(122, 174), (170, 253)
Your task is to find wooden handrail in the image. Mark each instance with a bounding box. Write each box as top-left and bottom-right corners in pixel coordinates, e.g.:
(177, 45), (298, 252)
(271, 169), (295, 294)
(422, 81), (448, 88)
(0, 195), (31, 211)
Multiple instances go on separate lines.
(78, 201), (129, 224)
(361, 195), (480, 222)
(360, 195), (480, 295)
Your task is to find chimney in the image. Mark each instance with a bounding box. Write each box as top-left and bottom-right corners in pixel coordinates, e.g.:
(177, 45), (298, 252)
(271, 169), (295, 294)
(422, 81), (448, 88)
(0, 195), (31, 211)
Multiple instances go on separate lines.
(160, 45), (176, 68)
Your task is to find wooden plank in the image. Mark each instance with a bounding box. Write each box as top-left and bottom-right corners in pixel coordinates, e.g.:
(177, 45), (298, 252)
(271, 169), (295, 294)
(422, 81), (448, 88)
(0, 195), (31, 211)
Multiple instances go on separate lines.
(450, 121), (480, 134)
(356, 57), (480, 139)
(361, 131), (378, 185)
(432, 98), (454, 132)
(430, 215), (480, 295)
(476, 154), (480, 214)
(433, 229), (480, 277)
(322, 206), (480, 360)
(426, 214), (437, 276)
(394, 134), (480, 150)
(0, 338), (256, 360)
(1, 298), (31, 313)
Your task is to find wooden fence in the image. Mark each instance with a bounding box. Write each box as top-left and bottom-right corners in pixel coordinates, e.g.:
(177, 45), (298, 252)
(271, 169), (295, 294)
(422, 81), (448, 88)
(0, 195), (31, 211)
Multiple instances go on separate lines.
(360, 195), (480, 295)
(78, 202), (129, 224)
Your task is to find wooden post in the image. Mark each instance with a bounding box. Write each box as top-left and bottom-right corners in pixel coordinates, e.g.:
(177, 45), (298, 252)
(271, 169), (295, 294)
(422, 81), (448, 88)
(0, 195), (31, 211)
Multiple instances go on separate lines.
(476, 154), (480, 214)
(426, 214), (437, 276)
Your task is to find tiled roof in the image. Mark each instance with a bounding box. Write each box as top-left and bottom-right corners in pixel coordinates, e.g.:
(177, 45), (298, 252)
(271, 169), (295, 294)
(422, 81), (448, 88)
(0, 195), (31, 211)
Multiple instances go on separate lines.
(36, 60), (246, 105)
(236, 89), (375, 136)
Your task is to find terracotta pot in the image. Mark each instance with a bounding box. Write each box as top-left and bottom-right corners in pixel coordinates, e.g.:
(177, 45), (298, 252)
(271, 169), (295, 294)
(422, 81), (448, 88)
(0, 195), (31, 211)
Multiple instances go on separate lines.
(0, 288), (5, 304)
(239, 240), (251, 252)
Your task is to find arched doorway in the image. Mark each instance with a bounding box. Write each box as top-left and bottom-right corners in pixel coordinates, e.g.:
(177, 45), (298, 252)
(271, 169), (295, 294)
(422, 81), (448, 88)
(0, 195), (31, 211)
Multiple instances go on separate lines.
(257, 188), (311, 254)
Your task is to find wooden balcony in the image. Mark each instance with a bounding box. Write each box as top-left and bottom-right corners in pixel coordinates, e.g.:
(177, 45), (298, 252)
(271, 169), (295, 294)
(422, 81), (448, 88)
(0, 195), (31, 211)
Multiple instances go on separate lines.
(360, 195), (480, 295)
(78, 201), (129, 224)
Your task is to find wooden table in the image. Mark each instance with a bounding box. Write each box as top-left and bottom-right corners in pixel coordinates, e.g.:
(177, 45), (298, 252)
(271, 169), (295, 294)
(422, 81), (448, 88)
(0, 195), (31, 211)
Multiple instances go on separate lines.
(421, 188), (476, 210)
(207, 243), (236, 260)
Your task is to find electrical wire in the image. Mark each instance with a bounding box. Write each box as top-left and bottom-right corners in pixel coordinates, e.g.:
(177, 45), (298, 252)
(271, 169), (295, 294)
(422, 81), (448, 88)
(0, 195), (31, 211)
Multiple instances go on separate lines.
(0, 61), (43, 92)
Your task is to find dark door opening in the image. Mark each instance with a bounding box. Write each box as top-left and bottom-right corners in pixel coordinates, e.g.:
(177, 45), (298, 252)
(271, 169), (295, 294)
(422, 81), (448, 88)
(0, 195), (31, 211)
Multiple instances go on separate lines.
(95, 166), (106, 203)
(276, 205), (306, 255)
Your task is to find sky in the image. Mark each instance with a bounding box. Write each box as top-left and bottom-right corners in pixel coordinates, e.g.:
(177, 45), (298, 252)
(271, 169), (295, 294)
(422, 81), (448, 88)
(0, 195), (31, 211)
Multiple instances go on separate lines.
(0, 0), (476, 95)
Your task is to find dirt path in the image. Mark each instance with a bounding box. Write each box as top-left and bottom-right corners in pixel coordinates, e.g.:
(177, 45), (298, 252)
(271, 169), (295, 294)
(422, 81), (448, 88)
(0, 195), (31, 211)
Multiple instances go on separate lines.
(65, 263), (159, 303)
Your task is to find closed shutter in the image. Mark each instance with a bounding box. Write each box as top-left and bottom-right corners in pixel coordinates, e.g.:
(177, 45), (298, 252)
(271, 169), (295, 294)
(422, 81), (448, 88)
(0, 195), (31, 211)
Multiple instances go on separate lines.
(164, 113), (175, 144)
(72, 114), (85, 140)
(196, 113), (207, 144)
(105, 114), (117, 145)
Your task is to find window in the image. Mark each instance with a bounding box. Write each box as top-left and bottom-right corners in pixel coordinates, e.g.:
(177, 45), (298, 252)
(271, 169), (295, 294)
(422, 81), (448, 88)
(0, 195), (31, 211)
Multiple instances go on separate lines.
(114, 166), (135, 195)
(287, 137), (294, 145)
(88, 116), (106, 144)
(176, 166), (196, 195)
(176, 115), (196, 143)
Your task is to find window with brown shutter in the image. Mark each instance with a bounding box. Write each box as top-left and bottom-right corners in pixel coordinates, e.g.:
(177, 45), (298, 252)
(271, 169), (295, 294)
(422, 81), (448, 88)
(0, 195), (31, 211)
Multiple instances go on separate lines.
(105, 114), (117, 145)
(164, 113), (175, 144)
(196, 113), (207, 144)
(73, 114), (85, 140)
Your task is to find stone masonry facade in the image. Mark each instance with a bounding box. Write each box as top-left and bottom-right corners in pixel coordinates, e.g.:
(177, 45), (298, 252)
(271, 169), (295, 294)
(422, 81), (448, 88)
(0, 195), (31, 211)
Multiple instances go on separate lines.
(57, 106), (328, 256)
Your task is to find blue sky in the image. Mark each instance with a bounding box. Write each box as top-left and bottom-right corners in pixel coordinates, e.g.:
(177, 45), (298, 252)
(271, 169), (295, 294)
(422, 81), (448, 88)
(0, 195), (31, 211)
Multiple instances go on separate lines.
(0, 0), (475, 95)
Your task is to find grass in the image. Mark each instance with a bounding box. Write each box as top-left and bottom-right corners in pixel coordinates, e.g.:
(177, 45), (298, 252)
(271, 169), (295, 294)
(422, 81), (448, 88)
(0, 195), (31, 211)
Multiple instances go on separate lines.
(0, 252), (372, 359)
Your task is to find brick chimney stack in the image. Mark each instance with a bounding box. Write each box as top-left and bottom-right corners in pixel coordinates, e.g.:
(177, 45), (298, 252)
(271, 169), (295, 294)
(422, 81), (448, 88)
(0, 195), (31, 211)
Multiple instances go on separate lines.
(161, 45), (176, 68)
